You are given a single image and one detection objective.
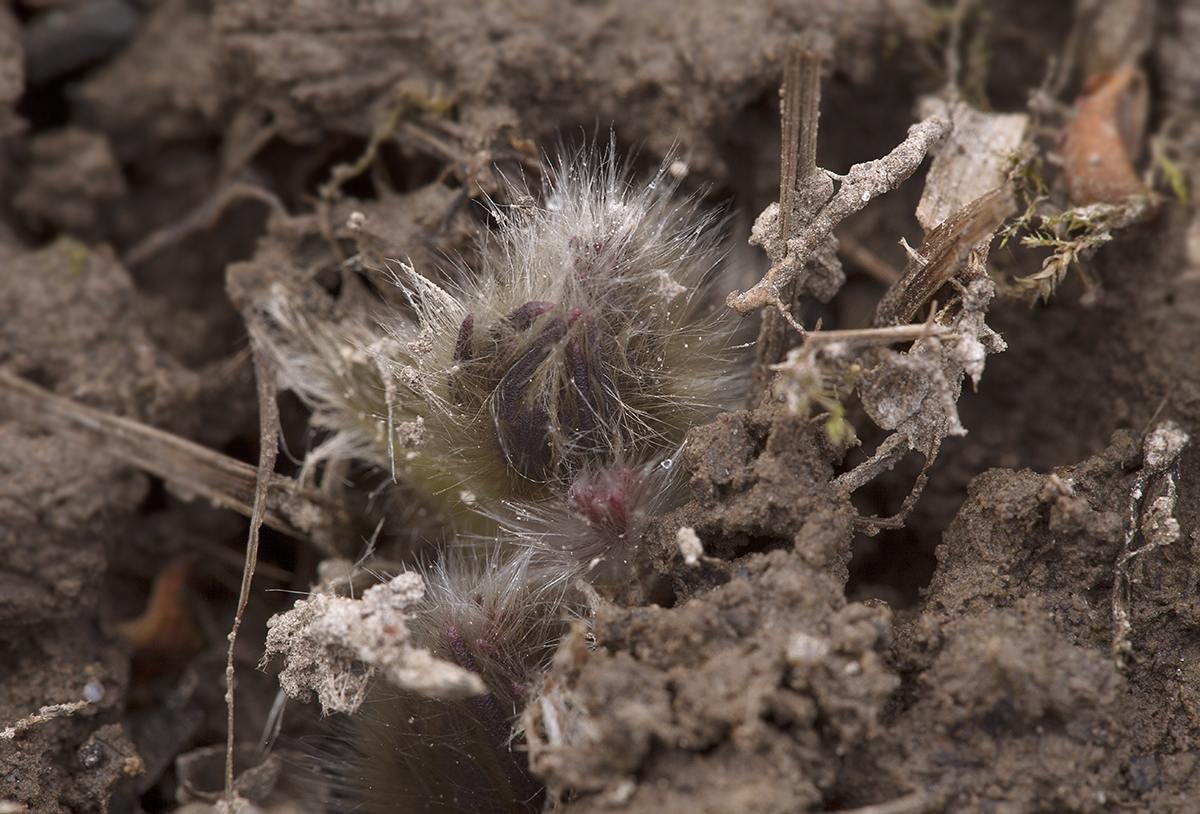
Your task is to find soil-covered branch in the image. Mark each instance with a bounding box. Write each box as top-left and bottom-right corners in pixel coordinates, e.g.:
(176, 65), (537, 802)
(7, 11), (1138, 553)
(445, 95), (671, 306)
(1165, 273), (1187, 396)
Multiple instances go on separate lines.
(727, 117), (950, 319)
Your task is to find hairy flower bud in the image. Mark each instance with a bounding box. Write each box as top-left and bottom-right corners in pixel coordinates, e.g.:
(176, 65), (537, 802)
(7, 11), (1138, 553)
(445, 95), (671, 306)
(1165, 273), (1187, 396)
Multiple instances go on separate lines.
(253, 144), (744, 534)
(342, 548), (582, 814)
(260, 144), (748, 812)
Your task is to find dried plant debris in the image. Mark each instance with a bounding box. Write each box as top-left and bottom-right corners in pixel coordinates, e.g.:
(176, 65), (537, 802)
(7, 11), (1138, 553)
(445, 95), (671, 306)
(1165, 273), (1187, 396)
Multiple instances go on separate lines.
(913, 97), (1029, 232)
(1061, 68), (1149, 208)
(1111, 421), (1189, 668)
(997, 0), (1164, 306)
(0, 369), (333, 544)
(729, 115), (952, 324)
(745, 56), (1018, 531)
(1006, 65), (1157, 303)
(262, 571), (485, 715)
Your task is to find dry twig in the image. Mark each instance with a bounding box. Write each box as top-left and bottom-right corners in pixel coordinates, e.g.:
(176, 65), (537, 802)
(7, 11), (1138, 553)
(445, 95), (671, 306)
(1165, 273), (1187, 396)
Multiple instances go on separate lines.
(221, 347), (281, 806)
(729, 117), (950, 320)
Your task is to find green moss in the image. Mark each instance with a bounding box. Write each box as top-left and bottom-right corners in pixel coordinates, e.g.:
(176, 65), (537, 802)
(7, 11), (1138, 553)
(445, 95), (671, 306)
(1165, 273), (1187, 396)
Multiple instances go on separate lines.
(55, 236), (91, 278)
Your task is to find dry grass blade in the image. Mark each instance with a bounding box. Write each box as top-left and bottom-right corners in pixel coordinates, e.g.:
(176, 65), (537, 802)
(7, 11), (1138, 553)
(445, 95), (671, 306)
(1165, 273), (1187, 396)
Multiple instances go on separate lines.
(778, 41), (823, 242)
(872, 184), (1016, 327)
(748, 41), (825, 404)
(0, 368), (338, 546)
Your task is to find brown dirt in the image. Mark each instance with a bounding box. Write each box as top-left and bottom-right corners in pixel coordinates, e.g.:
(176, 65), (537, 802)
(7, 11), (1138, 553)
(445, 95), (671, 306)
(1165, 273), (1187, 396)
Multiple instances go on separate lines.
(1, 0), (1199, 812)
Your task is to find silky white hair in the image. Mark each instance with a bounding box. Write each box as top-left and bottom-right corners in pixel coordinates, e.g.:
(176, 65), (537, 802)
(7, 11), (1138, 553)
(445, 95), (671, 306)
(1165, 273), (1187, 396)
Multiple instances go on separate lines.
(251, 141), (744, 546)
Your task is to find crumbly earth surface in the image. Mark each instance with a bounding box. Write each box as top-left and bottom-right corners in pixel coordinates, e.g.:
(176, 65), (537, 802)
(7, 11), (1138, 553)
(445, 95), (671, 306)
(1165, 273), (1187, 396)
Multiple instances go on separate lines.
(1, 0), (1199, 812)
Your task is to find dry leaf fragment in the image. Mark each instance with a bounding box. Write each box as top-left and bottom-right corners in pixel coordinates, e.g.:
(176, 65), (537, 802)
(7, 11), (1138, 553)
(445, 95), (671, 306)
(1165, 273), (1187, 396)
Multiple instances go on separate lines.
(1062, 67), (1148, 206)
(872, 185), (1016, 328)
(117, 557), (205, 678)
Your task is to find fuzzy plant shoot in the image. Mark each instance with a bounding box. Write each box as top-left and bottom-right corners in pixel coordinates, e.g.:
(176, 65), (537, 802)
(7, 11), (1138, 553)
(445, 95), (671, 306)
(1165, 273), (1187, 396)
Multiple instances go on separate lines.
(266, 546), (585, 812)
(253, 144), (744, 571)
(250, 144), (748, 813)
(349, 547), (586, 813)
